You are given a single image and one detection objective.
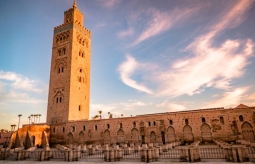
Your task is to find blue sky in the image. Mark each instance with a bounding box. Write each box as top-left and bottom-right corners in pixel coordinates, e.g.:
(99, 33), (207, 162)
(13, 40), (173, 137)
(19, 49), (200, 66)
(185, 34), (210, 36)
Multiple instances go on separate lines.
(0, 0), (255, 130)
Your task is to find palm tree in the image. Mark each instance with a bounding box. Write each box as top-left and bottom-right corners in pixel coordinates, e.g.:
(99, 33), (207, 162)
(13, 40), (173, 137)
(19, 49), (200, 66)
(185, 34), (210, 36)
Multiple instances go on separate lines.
(13, 124), (16, 131)
(38, 114), (41, 123)
(28, 116), (31, 124)
(121, 114), (123, 117)
(10, 125), (13, 131)
(18, 114), (22, 129)
(98, 110), (102, 119)
(30, 114), (34, 123)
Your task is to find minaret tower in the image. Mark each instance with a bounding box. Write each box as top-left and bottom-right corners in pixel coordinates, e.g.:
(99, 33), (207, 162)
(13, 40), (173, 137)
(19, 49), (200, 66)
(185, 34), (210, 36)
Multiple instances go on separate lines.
(47, 1), (91, 124)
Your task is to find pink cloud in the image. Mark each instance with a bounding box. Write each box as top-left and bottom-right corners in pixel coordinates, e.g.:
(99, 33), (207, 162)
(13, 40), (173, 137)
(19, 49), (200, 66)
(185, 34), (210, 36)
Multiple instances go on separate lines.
(131, 7), (201, 46)
(202, 88), (248, 108)
(118, 0), (254, 97)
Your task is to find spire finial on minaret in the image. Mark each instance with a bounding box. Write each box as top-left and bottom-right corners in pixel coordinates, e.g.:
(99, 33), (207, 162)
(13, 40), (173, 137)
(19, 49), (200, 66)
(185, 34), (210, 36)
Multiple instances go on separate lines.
(73, 0), (77, 8)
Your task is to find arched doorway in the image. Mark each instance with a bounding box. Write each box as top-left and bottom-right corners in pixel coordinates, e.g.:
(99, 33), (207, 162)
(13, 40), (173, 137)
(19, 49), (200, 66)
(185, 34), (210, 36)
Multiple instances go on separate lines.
(150, 131), (156, 143)
(242, 122), (255, 141)
(161, 131), (165, 144)
(104, 129), (111, 144)
(117, 129), (125, 143)
(183, 125), (194, 143)
(79, 131), (85, 144)
(167, 126), (176, 142)
(201, 123), (212, 142)
(131, 128), (139, 143)
(67, 132), (74, 144)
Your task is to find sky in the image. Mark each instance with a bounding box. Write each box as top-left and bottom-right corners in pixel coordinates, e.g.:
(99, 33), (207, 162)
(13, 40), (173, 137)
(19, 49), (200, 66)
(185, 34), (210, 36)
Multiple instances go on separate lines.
(0, 0), (255, 130)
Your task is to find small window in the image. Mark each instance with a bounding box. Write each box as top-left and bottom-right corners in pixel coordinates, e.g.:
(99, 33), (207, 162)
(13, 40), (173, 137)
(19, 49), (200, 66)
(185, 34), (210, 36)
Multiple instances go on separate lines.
(153, 121), (156, 126)
(148, 122), (151, 126)
(53, 128), (55, 133)
(185, 119), (189, 125)
(120, 123), (122, 128)
(239, 115), (244, 122)
(62, 67), (64, 72)
(95, 125), (98, 131)
(59, 97), (62, 103)
(56, 97), (59, 103)
(107, 124), (110, 129)
(63, 127), (65, 133)
(169, 120), (173, 125)
(83, 126), (86, 131)
(58, 68), (61, 73)
(220, 116), (224, 125)
(58, 50), (61, 56)
(80, 69), (82, 73)
(202, 117), (205, 123)
(63, 48), (66, 54)
(133, 122), (136, 128)
(79, 77), (81, 82)
(72, 126), (75, 132)
(79, 105), (81, 111)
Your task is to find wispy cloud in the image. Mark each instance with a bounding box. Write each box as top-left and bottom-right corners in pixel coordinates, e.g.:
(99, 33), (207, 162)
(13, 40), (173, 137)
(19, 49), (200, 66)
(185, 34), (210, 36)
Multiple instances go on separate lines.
(131, 6), (202, 46)
(118, 28), (134, 38)
(100, 0), (120, 8)
(202, 88), (248, 108)
(118, 55), (153, 94)
(156, 100), (187, 112)
(118, 0), (254, 98)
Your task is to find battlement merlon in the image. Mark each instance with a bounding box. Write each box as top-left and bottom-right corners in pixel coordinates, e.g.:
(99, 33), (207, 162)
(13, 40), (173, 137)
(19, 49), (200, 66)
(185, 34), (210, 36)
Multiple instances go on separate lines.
(54, 23), (91, 37)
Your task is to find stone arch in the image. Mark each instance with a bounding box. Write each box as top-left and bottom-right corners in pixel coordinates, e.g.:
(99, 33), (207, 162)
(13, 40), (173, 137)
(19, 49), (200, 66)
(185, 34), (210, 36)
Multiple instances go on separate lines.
(79, 131), (85, 144)
(201, 123), (213, 142)
(67, 132), (74, 144)
(167, 126), (176, 142)
(183, 125), (194, 143)
(104, 129), (111, 144)
(150, 131), (156, 143)
(117, 129), (125, 143)
(242, 122), (254, 141)
(131, 128), (139, 143)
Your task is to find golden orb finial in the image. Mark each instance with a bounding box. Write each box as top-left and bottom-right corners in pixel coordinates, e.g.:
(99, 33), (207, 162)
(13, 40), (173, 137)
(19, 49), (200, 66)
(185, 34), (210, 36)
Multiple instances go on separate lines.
(73, 0), (77, 8)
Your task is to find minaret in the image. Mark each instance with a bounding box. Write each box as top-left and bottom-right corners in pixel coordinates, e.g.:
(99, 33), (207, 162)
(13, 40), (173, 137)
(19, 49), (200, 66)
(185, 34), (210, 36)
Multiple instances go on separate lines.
(46, 1), (91, 124)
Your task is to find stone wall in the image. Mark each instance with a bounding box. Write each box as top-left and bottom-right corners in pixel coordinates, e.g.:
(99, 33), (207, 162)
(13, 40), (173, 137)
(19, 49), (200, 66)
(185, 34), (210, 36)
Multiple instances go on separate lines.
(49, 106), (255, 145)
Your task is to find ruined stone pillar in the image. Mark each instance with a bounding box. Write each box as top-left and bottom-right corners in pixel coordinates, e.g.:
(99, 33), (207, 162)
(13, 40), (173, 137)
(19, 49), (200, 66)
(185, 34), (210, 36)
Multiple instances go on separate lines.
(232, 148), (237, 162)
(68, 150), (73, 161)
(40, 151), (45, 161)
(147, 149), (152, 162)
(109, 149), (114, 162)
(141, 149), (146, 162)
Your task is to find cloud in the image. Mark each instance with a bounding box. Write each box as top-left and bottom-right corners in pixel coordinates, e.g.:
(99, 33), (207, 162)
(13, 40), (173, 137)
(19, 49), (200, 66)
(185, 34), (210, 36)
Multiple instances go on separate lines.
(118, 28), (134, 38)
(101, 0), (120, 8)
(0, 70), (42, 92)
(202, 88), (248, 108)
(0, 90), (46, 104)
(131, 6), (201, 46)
(90, 99), (151, 118)
(156, 100), (187, 112)
(0, 70), (46, 104)
(120, 99), (151, 110)
(118, 0), (254, 97)
(118, 55), (153, 94)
